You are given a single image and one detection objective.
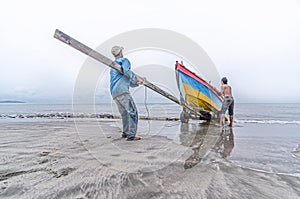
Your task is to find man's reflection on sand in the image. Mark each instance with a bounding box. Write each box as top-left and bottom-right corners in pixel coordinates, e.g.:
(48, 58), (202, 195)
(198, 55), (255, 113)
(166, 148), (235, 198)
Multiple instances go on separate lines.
(215, 127), (234, 158)
(180, 122), (234, 169)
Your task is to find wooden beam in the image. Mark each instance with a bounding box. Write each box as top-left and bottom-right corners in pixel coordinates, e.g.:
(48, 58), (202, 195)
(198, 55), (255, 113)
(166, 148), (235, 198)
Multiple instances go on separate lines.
(53, 29), (204, 117)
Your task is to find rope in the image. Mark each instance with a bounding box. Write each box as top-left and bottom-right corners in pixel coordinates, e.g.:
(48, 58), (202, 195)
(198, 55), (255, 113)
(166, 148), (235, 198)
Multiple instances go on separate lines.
(144, 81), (151, 134)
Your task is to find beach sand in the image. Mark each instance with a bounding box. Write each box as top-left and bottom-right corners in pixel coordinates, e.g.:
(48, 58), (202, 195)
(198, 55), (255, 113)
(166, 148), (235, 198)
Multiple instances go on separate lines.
(0, 119), (300, 198)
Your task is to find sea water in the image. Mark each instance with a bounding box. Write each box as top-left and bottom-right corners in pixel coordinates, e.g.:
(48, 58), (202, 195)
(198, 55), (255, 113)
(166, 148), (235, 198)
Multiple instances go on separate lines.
(0, 103), (299, 125)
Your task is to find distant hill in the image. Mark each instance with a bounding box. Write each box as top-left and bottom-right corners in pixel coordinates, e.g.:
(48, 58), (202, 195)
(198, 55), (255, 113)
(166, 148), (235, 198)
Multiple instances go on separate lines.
(0, 100), (25, 104)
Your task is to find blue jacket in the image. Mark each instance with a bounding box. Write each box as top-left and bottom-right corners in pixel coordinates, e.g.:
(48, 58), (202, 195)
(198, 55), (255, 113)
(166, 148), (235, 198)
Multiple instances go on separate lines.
(110, 57), (138, 98)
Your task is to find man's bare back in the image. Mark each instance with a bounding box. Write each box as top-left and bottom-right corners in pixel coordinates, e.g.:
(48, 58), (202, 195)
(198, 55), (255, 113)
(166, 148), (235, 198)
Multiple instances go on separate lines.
(221, 84), (232, 97)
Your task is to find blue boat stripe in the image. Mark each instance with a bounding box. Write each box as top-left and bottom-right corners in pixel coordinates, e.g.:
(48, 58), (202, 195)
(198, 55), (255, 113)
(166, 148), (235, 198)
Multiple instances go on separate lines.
(178, 71), (222, 107)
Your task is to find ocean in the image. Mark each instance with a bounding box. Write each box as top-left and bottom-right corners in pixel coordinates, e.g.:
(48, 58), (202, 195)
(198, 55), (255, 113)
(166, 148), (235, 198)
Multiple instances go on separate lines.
(0, 103), (299, 125)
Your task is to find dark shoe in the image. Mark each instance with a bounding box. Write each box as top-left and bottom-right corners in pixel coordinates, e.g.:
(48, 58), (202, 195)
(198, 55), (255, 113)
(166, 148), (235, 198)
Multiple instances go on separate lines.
(126, 136), (142, 141)
(122, 133), (127, 138)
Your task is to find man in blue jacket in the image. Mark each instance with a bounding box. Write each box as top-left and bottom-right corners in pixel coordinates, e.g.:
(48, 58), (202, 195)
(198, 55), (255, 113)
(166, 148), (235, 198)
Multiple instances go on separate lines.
(110, 46), (142, 141)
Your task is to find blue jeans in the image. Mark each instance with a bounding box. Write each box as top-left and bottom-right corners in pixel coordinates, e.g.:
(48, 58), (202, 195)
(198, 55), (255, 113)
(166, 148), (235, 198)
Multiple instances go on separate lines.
(114, 93), (138, 139)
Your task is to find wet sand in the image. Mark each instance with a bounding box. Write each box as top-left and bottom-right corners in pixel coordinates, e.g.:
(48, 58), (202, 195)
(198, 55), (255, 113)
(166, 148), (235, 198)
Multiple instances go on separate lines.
(0, 119), (300, 198)
(293, 145), (300, 159)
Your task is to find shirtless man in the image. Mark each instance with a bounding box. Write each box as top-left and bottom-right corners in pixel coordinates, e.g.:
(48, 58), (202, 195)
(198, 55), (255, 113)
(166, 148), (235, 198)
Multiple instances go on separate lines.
(217, 77), (234, 127)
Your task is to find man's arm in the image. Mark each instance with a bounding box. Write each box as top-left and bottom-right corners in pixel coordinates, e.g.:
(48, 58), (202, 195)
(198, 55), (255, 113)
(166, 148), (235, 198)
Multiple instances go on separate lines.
(220, 85), (225, 96)
(212, 86), (222, 96)
(130, 76), (144, 87)
(121, 58), (141, 87)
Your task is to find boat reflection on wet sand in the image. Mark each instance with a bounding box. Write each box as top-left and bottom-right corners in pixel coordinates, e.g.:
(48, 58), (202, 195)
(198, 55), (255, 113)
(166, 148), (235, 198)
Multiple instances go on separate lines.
(179, 122), (234, 169)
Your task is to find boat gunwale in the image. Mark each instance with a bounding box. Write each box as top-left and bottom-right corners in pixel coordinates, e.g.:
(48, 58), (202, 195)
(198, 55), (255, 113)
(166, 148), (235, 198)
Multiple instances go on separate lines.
(175, 61), (223, 102)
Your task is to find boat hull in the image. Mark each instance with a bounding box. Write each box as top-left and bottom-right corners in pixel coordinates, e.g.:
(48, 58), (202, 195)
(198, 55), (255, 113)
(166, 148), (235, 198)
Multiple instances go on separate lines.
(175, 62), (223, 113)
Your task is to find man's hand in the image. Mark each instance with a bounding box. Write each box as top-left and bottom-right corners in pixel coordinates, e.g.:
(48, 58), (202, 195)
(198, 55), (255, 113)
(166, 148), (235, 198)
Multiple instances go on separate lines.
(136, 77), (145, 85)
(212, 86), (221, 96)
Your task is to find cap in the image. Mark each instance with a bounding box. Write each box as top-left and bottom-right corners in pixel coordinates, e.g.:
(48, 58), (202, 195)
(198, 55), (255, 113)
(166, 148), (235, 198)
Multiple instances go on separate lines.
(111, 46), (124, 57)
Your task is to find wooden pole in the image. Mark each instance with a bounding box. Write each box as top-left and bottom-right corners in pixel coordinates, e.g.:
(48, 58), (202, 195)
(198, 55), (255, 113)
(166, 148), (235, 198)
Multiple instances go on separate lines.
(53, 29), (203, 117)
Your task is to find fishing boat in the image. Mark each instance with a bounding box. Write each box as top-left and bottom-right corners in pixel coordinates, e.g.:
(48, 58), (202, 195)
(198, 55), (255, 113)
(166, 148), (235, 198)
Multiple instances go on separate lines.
(175, 61), (224, 123)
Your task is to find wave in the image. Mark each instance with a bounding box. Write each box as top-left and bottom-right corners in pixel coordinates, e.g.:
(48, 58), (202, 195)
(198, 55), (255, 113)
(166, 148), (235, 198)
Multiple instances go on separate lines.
(0, 113), (114, 119)
(1, 113), (298, 124)
(0, 113), (179, 121)
(235, 119), (300, 125)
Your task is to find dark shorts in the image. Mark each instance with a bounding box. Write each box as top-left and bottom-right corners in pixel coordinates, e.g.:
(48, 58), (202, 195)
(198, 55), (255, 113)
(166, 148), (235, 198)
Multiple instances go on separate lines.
(221, 96), (234, 116)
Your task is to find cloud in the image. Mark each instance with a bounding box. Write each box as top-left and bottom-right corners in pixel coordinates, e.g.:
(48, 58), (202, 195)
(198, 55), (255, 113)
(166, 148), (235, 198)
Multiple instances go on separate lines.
(0, 0), (299, 103)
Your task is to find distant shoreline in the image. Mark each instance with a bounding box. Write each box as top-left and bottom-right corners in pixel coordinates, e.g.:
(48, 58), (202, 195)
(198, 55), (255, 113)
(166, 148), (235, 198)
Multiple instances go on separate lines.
(0, 100), (25, 104)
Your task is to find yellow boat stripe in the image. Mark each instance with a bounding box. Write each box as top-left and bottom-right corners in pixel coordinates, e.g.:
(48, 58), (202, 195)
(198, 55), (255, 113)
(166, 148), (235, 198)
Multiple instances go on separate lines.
(182, 83), (221, 112)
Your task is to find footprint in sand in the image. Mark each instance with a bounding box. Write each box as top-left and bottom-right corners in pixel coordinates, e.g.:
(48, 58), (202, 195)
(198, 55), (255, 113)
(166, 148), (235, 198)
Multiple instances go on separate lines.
(38, 151), (51, 157)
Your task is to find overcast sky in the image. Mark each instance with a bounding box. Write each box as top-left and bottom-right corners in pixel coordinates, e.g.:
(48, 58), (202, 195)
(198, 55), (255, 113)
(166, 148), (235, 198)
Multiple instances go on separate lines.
(1, 0), (300, 103)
